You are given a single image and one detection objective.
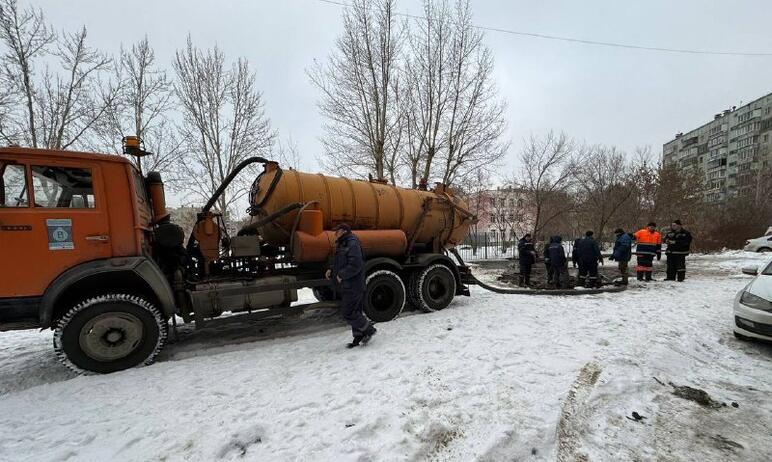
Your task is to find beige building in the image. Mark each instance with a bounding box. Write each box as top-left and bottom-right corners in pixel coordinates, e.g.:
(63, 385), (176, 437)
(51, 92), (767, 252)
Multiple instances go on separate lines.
(663, 92), (772, 202)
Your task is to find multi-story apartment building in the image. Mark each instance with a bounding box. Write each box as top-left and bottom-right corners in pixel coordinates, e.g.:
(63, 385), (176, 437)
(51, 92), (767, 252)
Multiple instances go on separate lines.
(663, 92), (772, 202)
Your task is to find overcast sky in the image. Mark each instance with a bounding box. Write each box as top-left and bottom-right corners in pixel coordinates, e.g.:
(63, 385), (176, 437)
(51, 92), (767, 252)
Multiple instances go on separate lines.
(29, 0), (772, 182)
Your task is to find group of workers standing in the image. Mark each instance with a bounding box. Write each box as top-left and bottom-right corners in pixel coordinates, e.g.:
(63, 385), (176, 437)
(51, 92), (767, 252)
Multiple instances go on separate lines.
(516, 220), (693, 288)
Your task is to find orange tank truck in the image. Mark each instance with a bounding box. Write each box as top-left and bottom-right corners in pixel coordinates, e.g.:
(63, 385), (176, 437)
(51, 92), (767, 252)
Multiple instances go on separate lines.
(1, 143), (478, 375)
(248, 162), (476, 263)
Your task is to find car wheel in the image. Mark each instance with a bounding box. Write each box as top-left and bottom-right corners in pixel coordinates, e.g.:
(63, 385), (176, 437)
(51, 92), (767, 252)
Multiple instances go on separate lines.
(364, 270), (406, 322)
(758, 247), (771, 253)
(54, 293), (167, 374)
(412, 264), (456, 312)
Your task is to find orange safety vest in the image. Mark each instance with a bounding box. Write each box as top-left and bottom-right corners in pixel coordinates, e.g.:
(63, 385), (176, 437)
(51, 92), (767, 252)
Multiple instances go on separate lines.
(634, 229), (662, 246)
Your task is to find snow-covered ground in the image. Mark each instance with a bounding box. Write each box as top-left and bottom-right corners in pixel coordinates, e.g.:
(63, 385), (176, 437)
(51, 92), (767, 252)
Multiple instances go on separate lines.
(1, 252), (771, 462)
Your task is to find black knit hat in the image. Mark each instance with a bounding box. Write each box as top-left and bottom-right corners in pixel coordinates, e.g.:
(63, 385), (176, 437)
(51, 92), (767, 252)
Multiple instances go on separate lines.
(614, 228), (624, 234)
(647, 222), (656, 227)
(585, 230), (594, 237)
(334, 223), (351, 232)
(673, 219), (682, 226)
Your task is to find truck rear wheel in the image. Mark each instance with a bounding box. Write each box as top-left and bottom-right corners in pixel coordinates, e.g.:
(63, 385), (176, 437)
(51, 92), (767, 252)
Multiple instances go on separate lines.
(412, 264), (456, 312)
(53, 294), (167, 374)
(364, 270), (406, 322)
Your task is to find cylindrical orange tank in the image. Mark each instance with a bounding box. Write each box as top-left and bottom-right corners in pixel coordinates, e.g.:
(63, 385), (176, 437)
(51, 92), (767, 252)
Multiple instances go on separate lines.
(249, 164), (476, 262)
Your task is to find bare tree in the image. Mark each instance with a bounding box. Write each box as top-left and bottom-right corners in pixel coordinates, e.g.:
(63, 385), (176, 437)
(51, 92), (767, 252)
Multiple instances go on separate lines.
(404, 0), (507, 188)
(0, 2), (118, 150)
(573, 144), (636, 241)
(0, 0), (54, 146)
(309, 0), (403, 182)
(516, 131), (576, 239)
(437, 0), (507, 187)
(0, 75), (15, 144)
(37, 27), (120, 150)
(94, 37), (181, 177)
(174, 36), (275, 220)
(276, 134), (302, 170)
(403, 0), (452, 187)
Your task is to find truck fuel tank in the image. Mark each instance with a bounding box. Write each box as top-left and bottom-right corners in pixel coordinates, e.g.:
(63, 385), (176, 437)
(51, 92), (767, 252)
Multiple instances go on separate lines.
(189, 275), (298, 318)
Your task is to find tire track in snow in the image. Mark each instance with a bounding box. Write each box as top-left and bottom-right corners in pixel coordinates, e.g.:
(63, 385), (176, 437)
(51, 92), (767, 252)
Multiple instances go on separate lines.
(556, 361), (602, 462)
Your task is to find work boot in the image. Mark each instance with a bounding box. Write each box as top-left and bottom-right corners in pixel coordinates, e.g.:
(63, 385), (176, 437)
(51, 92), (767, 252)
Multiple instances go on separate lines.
(645, 271), (652, 282)
(360, 325), (377, 346)
(347, 335), (364, 349)
(677, 273), (685, 282)
(636, 272), (643, 281)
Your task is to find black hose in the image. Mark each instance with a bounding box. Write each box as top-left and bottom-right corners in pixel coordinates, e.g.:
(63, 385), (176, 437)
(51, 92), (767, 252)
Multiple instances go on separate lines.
(450, 248), (627, 296)
(185, 156), (271, 255)
(468, 273), (627, 295)
(237, 202), (304, 236)
(467, 273), (627, 295)
(202, 156), (270, 214)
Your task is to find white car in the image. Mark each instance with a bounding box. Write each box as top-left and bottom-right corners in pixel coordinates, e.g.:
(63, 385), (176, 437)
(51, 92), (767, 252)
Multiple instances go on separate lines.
(743, 227), (772, 253)
(734, 260), (772, 341)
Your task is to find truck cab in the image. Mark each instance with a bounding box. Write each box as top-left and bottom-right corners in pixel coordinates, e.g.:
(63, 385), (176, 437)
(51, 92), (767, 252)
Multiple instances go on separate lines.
(1, 146), (176, 373)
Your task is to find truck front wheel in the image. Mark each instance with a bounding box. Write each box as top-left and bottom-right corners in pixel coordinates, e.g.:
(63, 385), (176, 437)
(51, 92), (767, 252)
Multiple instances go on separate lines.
(53, 294), (167, 374)
(364, 270), (406, 322)
(411, 264), (456, 312)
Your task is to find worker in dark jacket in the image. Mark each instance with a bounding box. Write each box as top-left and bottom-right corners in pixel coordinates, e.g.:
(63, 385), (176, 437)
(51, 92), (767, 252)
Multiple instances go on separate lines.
(326, 223), (376, 348)
(664, 220), (693, 282)
(542, 240), (552, 285)
(517, 234), (537, 287)
(575, 231), (603, 288)
(609, 228), (632, 285)
(571, 238), (581, 268)
(547, 235), (567, 288)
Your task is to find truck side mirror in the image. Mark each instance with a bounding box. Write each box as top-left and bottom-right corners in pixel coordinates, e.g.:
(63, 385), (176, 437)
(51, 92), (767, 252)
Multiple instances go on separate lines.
(741, 266), (758, 276)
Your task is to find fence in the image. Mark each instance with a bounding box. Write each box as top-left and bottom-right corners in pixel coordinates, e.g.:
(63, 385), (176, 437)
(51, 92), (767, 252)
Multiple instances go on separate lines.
(456, 232), (517, 262)
(455, 232), (589, 262)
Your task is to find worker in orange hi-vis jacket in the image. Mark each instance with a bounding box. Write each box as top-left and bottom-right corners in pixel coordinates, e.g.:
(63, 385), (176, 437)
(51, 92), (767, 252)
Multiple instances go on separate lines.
(633, 222), (662, 281)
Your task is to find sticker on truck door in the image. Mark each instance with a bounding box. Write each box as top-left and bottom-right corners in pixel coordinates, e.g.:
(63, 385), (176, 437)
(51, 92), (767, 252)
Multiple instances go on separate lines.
(47, 218), (74, 250)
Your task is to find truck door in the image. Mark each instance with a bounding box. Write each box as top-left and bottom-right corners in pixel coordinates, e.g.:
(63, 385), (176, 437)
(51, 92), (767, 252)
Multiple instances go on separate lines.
(0, 159), (112, 298)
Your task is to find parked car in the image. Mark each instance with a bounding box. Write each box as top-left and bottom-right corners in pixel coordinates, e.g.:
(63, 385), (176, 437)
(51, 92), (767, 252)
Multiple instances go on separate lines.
(734, 260), (772, 342)
(744, 231), (772, 253)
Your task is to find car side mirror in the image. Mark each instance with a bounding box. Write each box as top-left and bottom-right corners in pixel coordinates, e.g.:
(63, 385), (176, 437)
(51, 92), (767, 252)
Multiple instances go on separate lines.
(741, 266), (758, 276)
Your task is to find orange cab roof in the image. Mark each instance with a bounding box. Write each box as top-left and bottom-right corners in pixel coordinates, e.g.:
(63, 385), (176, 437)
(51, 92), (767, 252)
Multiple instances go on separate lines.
(0, 146), (131, 165)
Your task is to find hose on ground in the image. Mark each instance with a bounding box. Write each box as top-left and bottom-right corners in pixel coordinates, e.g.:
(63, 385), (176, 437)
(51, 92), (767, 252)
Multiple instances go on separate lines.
(449, 248), (628, 296)
(467, 273), (628, 295)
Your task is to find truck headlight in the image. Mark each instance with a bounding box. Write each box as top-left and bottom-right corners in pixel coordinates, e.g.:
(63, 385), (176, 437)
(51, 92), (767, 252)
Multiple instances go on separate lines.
(740, 291), (772, 312)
